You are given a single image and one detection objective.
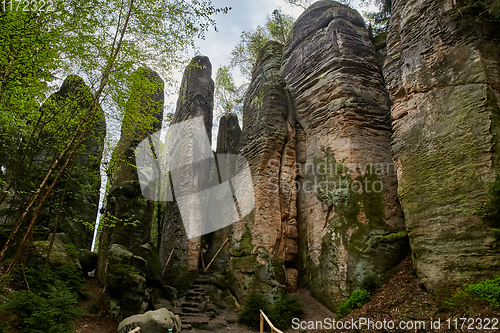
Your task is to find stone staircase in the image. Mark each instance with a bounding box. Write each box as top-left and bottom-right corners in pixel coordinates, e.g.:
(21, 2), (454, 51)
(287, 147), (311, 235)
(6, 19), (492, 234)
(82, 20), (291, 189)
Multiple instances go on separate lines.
(174, 274), (211, 331)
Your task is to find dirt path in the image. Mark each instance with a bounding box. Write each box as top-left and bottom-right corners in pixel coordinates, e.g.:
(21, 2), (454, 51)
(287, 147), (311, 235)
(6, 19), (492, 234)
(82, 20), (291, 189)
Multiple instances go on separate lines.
(73, 277), (117, 333)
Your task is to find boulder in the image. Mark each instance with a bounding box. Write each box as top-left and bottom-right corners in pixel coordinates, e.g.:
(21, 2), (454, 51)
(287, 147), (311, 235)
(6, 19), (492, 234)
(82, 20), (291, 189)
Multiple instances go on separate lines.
(77, 248), (98, 273)
(105, 244), (148, 319)
(384, 0), (500, 298)
(30, 238), (81, 271)
(117, 308), (181, 333)
(281, 0), (408, 310)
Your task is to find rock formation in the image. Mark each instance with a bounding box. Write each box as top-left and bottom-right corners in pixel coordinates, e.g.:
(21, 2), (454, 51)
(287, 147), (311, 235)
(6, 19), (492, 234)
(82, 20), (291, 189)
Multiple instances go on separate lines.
(204, 113), (241, 272)
(384, 0), (500, 298)
(228, 41), (298, 303)
(159, 56), (214, 292)
(281, 0), (407, 310)
(97, 67), (164, 320)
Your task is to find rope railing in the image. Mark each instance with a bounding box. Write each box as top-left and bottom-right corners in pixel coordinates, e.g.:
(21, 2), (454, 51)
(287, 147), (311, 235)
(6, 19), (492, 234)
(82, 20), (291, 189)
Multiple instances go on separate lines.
(260, 309), (284, 333)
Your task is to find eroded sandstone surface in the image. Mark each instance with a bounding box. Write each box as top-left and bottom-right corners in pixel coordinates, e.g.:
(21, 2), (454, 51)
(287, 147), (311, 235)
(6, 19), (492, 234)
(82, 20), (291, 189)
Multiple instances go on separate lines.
(282, 0), (407, 310)
(384, 0), (500, 298)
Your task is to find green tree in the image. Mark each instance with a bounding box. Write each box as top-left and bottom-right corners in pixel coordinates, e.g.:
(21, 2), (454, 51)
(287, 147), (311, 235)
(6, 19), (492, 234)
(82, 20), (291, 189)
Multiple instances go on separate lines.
(214, 65), (242, 118)
(361, 0), (392, 35)
(0, 0), (230, 272)
(230, 9), (294, 79)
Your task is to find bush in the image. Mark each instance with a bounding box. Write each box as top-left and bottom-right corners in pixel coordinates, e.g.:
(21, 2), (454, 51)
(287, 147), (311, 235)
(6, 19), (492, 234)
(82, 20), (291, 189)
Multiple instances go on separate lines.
(239, 293), (304, 329)
(238, 293), (269, 328)
(337, 289), (370, 318)
(0, 264), (83, 333)
(269, 294), (303, 330)
(445, 276), (500, 311)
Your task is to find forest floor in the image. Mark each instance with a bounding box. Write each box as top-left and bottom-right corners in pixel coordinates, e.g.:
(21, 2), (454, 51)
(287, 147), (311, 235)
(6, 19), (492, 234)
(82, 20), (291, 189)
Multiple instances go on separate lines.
(73, 277), (117, 333)
(328, 255), (500, 333)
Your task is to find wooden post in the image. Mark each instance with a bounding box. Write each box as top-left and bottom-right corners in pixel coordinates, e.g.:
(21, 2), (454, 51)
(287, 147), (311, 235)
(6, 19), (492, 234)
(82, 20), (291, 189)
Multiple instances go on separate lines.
(161, 247), (175, 276)
(260, 309), (284, 333)
(200, 247), (206, 272)
(205, 238), (229, 272)
(260, 310), (264, 333)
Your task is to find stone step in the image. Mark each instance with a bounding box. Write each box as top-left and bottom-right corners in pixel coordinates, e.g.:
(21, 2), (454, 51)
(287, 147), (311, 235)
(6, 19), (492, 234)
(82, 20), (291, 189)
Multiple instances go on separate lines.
(182, 306), (200, 314)
(192, 279), (209, 285)
(181, 312), (204, 317)
(182, 302), (199, 308)
(182, 316), (209, 330)
(181, 323), (193, 331)
(184, 295), (203, 302)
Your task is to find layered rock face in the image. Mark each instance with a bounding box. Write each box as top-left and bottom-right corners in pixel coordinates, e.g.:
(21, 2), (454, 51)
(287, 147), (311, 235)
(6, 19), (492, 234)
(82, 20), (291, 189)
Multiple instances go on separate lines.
(281, 0), (407, 310)
(97, 67), (164, 319)
(229, 41), (298, 302)
(384, 0), (500, 297)
(159, 56), (214, 292)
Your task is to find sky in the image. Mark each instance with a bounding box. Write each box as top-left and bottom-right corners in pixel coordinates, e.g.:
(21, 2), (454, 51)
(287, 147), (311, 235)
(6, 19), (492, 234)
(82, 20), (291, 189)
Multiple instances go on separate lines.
(91, 0), (376, 249)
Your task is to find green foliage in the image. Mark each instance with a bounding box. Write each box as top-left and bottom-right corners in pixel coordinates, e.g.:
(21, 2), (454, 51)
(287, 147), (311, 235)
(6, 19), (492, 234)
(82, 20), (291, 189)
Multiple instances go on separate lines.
(238, 293), (270, 328)
(65, 243), (78, 258)
(108, 263), (141, 281)
(361, 274), (378, 292)
(214, 65), (243, 118)
(0, 265), (83, 333)
(449, 0), (500, 26)
(444, 276), (500, 311)
(362, 0), (392, 35)
(269, 294), (303, 330)
(0, 0), (230, 253)
(489, 228), (500, 240)
(239, 293), (303, 329)
(230, 9), (294, 78)
(337, 289), (370, 318)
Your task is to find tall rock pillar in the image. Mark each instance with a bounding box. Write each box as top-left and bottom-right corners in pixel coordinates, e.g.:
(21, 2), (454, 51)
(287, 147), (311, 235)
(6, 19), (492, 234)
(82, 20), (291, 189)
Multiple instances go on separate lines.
(229, 41), (298, 303)
(159, 56), (214, 291)
(97, 67), (164, 320)
(384, 0), (500, 297)
(282, 0), (407, 310)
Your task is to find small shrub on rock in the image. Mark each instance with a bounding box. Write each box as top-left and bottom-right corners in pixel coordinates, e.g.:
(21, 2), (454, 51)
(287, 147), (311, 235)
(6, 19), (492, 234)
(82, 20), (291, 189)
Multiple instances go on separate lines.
(337, 289), (370, 318)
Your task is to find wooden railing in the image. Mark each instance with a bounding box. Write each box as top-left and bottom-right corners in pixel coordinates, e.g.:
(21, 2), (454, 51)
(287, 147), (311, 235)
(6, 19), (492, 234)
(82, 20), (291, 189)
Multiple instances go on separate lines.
(260, 309), (284, 333)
